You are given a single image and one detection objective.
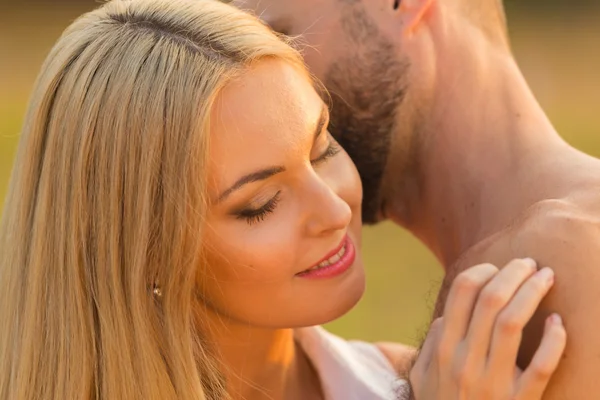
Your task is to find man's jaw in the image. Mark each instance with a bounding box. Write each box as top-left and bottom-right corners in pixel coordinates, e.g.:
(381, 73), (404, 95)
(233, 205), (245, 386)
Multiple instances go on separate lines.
(372, 195), (408, 228)
(375, 199), (388, 223)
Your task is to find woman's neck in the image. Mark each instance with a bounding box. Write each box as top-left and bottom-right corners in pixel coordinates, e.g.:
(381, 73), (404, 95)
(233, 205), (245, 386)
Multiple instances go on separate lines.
(197, 307), (323, 400)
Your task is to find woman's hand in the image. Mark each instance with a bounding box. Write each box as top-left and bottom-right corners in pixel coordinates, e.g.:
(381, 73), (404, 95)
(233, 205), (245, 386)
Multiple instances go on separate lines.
(410, 259), (567, 400)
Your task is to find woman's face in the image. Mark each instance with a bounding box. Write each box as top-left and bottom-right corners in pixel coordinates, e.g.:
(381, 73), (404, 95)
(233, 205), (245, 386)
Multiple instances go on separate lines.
(200, 59), (365, 328)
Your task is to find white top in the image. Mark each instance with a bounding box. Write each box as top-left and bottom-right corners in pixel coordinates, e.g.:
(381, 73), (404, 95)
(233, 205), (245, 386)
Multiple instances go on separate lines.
(295, 326), (408, 400)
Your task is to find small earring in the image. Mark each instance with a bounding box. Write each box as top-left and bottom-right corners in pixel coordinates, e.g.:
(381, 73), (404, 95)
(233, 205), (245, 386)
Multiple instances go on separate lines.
(153, 280), (163, 297)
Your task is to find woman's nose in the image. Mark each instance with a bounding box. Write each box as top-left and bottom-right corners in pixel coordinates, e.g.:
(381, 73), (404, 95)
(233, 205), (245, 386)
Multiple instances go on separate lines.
(303, 176), (353, 237)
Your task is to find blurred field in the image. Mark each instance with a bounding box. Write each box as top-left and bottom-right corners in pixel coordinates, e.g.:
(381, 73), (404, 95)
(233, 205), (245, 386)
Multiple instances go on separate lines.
(1, 3), (599, 347)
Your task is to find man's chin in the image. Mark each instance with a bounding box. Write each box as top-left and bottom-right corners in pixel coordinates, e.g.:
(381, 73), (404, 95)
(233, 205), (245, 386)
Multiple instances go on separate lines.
(373, 201), (388, 224)
(376, 199), (413, 229)
(361, 200), (387, 226)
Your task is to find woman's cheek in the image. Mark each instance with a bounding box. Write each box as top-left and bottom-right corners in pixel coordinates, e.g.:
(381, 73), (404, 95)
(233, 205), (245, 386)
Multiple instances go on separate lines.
(205, 216), (301, 284)
(198, 214), (304, 324)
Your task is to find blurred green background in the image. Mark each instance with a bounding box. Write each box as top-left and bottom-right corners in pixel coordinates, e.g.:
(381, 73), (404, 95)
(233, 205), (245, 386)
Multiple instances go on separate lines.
(1, 1), (599, 347)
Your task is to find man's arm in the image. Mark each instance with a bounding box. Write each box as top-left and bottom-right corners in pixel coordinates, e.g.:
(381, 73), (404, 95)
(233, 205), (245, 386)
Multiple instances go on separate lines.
(434, 206), (600, 399)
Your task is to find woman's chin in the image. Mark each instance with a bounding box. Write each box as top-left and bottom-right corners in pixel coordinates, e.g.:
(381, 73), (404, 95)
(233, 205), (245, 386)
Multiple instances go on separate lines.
(294, 259), (367, 328)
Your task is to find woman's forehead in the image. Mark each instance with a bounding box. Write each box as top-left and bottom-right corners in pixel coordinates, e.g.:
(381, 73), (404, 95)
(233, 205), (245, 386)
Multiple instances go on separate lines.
(207, 59), (324, 192)
(214, 59), (318, 131)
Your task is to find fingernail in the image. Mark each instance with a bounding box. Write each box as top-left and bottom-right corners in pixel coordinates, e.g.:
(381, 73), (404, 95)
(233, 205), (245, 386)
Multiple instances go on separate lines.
(550, 313), (563, 326)
(522, 257), (537, 269)
(545, 313), (562, 330)
(536, 267), (554, 284)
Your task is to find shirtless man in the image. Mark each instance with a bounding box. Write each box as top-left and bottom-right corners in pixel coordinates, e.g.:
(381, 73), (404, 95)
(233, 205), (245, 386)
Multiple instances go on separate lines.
(233, 0), (600, 398)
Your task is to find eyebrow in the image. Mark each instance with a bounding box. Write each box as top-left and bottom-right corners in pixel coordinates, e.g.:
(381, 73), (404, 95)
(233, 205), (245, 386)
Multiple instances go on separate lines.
(217, 105), (329, 203)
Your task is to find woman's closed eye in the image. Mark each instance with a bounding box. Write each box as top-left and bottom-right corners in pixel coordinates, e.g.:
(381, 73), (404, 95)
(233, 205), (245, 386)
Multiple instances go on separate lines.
(236, 191), (282, 225)
(235, 137), (341, 226)
(311, 137), (341, 165)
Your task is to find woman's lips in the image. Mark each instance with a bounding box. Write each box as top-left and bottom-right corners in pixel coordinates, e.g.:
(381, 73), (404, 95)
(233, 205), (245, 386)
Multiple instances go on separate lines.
(296, 235), (356, 280)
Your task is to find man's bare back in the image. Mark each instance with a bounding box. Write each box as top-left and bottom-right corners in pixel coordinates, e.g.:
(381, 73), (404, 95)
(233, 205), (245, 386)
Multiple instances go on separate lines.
(434, 180), (600, 399)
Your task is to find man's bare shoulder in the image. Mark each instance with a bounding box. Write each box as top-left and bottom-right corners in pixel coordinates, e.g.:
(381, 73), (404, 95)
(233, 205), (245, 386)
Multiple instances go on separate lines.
(455, 198), (600, 398)
(455, 198), (600, 266)
(512, 198), (600, 260)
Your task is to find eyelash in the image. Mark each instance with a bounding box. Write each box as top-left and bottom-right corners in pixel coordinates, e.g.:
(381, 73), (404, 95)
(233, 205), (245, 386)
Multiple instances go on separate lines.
(311, 140), (341, 165)
(236, 191), (282, 225)
(236, 140), (341, 225)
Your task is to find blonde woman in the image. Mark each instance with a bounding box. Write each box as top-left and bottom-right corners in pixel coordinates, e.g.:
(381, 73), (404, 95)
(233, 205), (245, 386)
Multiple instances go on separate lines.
(0, 0), (566, 399)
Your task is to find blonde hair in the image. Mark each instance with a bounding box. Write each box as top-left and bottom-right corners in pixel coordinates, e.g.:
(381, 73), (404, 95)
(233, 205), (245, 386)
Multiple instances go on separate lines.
(0, 0), (303, 399)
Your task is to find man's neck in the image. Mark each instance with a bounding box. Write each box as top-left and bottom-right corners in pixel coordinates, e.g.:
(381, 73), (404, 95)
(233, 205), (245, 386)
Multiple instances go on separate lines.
(392, 48), (582, 267)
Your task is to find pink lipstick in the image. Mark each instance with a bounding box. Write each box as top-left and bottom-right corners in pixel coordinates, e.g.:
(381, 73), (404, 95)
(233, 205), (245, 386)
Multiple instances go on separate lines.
(296, 235), (356, 280)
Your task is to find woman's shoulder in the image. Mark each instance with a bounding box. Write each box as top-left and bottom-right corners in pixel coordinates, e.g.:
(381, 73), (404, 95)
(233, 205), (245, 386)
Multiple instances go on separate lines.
(375, 341), (418, 378)
(295, 326), (411, 399)
(296, 326), (416, 372)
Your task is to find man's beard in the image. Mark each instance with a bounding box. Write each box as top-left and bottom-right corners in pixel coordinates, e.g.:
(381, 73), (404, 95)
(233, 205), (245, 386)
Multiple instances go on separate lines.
(323, 3), (410, 224)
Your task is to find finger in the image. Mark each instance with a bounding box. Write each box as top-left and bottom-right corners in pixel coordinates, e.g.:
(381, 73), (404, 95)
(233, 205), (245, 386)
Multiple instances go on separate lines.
(486, 266), (555, 390)
(439, 263), (499, 360)
(465, 258), (539, 366)
(411, 317), (444, 382)
(515, 314), (566, 399)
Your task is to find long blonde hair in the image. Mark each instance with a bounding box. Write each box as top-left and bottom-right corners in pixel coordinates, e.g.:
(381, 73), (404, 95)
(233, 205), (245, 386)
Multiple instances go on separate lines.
(0, 1), (303, 398)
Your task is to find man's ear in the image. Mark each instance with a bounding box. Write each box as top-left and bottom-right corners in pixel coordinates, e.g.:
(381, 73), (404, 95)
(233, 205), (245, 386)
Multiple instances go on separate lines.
(399, 0), (434, 35)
